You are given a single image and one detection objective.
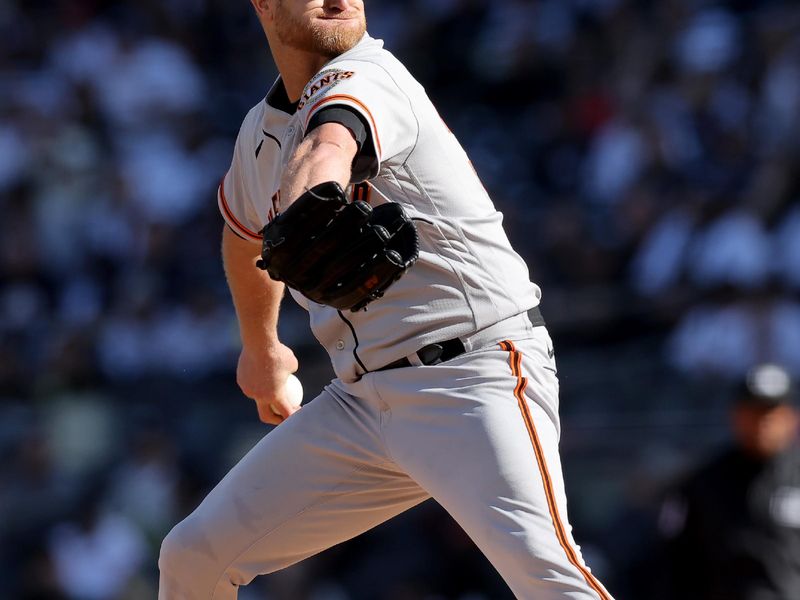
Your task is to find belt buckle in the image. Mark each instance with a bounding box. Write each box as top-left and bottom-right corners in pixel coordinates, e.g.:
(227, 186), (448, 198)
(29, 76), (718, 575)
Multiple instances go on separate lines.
(416, 343), (444, 366)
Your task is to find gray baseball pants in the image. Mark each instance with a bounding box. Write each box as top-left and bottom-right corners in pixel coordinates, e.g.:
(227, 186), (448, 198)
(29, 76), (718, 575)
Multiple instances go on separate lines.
(158, 314), (613, 599)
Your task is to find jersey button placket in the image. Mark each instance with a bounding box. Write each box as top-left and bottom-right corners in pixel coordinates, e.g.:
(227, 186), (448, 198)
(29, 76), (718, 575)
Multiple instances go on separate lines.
(335, 339), (346, 351)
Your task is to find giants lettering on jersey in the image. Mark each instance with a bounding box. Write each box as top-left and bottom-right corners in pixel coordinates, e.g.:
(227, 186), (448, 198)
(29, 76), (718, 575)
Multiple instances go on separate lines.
(297, 69), (355, 111)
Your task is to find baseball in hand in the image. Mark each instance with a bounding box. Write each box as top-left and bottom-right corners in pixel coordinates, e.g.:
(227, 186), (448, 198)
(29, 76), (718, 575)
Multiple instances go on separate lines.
(269, 374), (304, 417)
(285, 373), (304, 406)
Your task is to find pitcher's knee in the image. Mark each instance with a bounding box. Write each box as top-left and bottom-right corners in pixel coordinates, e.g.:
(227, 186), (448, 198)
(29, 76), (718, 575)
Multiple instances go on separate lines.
(159, 514), (244, 599)
(159, 521), (182, 575)
(159, 516), (203, 587)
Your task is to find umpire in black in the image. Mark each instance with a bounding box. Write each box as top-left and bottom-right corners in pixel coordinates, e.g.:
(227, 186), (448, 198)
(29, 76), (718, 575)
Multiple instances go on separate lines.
(657, 364), (800, 600)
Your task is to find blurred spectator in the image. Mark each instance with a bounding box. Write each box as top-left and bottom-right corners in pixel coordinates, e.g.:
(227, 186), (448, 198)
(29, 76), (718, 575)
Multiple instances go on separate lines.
(106, 426), (180, 544)
(47, 482), (148, 600)
(0, 426), (75, 547)
(667, 291), (800, 379)
(655, 364), (800, 600)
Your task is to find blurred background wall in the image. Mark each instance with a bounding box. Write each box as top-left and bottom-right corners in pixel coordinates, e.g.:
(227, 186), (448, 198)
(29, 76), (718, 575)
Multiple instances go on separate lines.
(1, 0), (800, 598)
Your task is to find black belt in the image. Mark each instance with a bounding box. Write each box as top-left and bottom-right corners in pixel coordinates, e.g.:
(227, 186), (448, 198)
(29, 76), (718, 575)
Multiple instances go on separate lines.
(375, 306), (545, 372)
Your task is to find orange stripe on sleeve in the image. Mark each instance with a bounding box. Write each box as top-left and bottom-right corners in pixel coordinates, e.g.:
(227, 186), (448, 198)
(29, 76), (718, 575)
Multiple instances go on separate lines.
(217, 175), (263, 242)
(500, 340), (612, 600)
(305, 94), (383, 159)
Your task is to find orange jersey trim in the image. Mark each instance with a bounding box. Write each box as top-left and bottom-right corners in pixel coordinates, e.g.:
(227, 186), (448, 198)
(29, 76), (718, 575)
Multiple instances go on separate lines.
(499, 340), (612, 600)
(352, 182), (372, 203)
(218, 175), (263, 241)
(305, 94), (383, 159)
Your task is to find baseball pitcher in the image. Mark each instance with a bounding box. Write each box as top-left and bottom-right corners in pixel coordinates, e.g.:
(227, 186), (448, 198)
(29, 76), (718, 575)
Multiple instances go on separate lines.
(158, 1), (615, 598)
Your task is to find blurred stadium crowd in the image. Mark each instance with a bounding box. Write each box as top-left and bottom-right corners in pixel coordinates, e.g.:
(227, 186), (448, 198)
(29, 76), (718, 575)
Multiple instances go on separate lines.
(1, 0), (800, 598)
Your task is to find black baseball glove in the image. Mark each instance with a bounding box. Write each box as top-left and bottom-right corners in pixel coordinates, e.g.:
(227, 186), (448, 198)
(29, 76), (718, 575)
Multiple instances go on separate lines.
(256, 181), (419, 311)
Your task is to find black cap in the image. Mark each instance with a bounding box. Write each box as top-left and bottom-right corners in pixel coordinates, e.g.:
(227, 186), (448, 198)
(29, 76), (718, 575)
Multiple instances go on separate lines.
(736, 364), (795, 408)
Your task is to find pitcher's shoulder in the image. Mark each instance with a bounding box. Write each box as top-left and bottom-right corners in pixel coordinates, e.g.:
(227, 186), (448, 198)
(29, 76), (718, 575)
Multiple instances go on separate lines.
(236, 100), (267, 139)
(329, 34), (410, 77)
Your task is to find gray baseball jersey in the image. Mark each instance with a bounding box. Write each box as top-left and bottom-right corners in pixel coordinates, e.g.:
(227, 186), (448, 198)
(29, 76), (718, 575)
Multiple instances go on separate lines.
(161, 34), (614, 600)
(218, 34), (540, 383)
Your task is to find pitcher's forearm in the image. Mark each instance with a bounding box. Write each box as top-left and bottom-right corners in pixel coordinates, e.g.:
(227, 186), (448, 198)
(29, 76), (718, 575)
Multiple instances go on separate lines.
(222, 225), (284, 353)
(280, 123), (357, 208)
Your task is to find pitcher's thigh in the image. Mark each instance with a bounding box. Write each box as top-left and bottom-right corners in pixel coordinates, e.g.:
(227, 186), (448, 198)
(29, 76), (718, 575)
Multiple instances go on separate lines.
(158, 388), (426, 600)
(382, 343), (613, 599)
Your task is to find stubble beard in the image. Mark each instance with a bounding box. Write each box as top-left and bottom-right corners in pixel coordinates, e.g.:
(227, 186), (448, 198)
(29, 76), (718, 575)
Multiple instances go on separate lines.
(275, 2), (366, 59)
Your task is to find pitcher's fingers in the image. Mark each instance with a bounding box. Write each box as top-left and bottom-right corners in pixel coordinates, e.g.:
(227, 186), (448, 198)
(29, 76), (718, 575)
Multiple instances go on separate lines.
(255, 400), (284, 425)
(271, 397), (303, 418)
